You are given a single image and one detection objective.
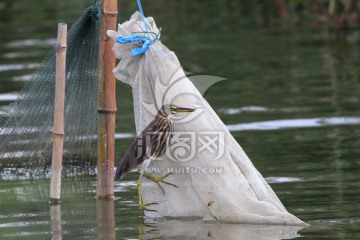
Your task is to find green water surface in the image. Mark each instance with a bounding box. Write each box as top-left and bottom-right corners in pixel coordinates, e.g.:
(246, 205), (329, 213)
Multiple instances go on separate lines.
(0, 0), (360, 239)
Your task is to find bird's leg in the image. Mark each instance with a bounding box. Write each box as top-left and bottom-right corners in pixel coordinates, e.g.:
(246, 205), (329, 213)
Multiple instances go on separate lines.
(142, 172), (179, 195)
(137, 172), (158, 212)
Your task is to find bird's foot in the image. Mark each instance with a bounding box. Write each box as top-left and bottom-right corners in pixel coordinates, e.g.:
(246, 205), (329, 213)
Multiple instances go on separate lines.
(143, 172), (179, 195)
(139, 201), (159, 212)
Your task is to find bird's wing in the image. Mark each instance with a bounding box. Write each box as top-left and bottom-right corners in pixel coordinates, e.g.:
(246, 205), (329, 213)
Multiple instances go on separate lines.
(115, 123), (154, 179)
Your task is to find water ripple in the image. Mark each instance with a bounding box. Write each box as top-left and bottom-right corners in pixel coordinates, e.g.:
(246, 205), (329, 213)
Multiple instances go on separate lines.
(218, 106), (310, 114)
(227, 116), (360, 131)
(6, 39), (56, 48)
(11, 74), (33, 82)
(109, 116), (360, 139)
(0, 63), (39, 72)
(0, 93), (18, 101)
(265, 176), (304, 183)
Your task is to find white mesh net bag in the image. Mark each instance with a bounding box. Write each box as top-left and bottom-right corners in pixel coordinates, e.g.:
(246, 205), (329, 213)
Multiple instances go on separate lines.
(107, 12), (307, 226)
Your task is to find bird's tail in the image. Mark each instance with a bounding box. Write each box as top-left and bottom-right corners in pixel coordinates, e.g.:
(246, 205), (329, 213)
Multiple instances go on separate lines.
(115, 137), (142, 180)
(115, 163), (125, 180)
(115, 150), (137, 180)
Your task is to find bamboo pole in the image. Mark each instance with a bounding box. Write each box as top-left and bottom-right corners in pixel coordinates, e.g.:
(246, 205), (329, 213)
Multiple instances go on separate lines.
(97, 0), (117, 199)
(50, 23), (67, 204)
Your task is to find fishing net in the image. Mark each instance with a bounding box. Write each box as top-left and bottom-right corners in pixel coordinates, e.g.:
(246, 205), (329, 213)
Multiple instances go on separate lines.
(0, 5), (100, 170)
(108, 12), (307, 225)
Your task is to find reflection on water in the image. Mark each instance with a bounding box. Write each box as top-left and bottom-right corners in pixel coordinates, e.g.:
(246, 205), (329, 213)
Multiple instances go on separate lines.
(0, 162), (359, 239)
(0, 175), (307, 239)
(140, 219), (304, 240)
(50, 205), (62, 240)
(97, 199), (116, 240)
(0, 0), (360, 239)
(9, 179), (305, 239)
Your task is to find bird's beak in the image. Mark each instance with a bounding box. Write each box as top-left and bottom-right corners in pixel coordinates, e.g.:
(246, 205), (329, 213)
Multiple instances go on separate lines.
(176, 107), (195, 113)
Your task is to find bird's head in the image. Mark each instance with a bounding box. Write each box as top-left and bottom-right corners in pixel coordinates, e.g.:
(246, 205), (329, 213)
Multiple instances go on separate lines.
(159, 104), (195, 117)
(169, 104), (195, 114)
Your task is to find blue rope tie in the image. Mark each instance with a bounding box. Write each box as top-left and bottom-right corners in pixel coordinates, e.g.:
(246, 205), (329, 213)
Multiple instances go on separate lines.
(136, 0), (150, 39)
(116, 0), (154, 56)
(117, 35), (151, 56)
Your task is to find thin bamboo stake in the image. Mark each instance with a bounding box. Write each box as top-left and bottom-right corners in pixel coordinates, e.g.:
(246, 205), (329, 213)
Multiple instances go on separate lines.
(336, 0), (353, 36)
(50, 23), (67, 204)
(97, 0), (117, 199)
(329, 0), (336, 17)
(328, 0), (337, 33)
(274, 0), (288, 28)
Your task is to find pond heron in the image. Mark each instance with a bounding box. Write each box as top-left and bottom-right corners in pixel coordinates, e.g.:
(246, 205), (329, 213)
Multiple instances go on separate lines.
(115, 104), (195, 211)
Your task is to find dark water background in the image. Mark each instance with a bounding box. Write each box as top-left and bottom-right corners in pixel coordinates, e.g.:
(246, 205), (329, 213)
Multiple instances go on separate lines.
(0, 0), (360, 239)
